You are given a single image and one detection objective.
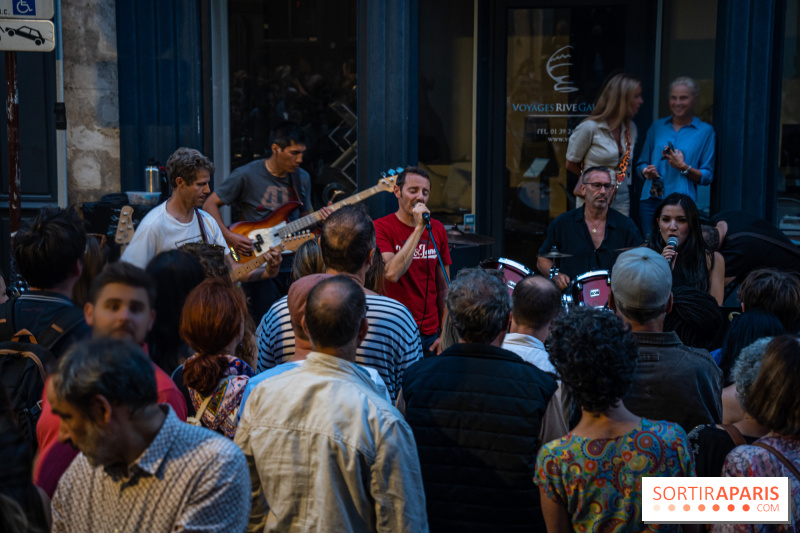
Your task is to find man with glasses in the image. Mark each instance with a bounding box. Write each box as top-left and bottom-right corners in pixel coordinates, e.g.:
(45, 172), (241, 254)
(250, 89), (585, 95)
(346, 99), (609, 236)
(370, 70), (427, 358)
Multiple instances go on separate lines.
(536, 167), (643, 290)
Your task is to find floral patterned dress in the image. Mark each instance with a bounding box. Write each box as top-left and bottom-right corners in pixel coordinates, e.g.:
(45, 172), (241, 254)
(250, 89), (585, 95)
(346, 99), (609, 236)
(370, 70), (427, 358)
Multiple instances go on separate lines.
(535, 418), (694, 532)
(186, 354), (255, 439)
(711, 435), (800, 533)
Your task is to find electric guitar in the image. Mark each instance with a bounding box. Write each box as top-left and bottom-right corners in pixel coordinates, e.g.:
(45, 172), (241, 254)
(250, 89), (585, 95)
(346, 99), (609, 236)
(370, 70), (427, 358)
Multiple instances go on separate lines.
(229, 230), (315, 282)
(228, 168), (404, 263)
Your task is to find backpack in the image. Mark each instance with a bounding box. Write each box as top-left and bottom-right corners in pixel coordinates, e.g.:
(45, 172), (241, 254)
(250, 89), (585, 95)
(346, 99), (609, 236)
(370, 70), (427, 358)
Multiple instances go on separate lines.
(0, 299), (85, 449)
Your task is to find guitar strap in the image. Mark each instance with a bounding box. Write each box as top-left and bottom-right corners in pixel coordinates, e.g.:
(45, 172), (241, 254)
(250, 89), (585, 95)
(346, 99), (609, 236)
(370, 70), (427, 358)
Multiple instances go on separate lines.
(194, 208), (209, 244)
(289, 172), (304, 211)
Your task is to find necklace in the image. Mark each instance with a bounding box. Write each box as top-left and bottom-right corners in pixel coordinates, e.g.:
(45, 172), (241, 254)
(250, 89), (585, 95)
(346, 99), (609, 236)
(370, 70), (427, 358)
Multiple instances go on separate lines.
(588, 219), (603, 234)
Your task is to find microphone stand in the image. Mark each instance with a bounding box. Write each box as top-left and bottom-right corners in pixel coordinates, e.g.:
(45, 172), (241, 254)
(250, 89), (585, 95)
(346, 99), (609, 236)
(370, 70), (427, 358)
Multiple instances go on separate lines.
(425, 218), (451, 287)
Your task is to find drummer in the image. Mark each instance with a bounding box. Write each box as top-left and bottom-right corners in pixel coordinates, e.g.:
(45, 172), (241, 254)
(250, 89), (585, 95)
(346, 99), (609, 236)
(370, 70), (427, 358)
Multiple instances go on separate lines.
(536, 167), (643, 291)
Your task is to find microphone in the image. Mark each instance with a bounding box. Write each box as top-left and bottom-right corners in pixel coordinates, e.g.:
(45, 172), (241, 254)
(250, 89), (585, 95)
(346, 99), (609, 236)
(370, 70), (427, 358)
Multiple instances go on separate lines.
(422, 212), (431, 229)
(667, 236), (679, 266)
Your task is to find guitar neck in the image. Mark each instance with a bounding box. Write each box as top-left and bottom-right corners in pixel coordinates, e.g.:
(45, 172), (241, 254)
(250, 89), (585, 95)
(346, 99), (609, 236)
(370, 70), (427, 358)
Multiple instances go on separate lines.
(230, 253), (268, 282)
(280, 183), (386, 236)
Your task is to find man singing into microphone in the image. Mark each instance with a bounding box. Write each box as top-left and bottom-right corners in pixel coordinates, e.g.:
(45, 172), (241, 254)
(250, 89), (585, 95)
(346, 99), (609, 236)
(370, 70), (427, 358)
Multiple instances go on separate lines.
(375, 167), (451, 354)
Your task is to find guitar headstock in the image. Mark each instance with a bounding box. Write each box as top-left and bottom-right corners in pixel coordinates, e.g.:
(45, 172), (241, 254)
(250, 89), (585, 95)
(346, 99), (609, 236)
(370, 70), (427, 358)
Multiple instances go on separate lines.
(115, 205), (135, 254)
(376, 167), (405, 192)
(281, 230), (316, 253)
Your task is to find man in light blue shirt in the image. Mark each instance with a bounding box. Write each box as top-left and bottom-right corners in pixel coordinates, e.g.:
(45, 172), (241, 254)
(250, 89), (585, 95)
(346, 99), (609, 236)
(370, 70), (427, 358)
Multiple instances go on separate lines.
(236, 276), (428, 532)
(637, 77), (716, 232)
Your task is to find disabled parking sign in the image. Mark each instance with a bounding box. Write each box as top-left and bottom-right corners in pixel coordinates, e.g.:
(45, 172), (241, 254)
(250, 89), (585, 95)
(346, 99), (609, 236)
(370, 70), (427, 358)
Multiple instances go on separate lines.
(0, 0), (54, 20)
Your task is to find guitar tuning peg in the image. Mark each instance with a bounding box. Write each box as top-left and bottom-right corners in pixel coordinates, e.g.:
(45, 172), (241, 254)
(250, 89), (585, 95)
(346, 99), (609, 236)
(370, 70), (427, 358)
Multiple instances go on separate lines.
(396, 167), (404, 173)
(380, 172), (387, 178)
(387, 169), (397, 176)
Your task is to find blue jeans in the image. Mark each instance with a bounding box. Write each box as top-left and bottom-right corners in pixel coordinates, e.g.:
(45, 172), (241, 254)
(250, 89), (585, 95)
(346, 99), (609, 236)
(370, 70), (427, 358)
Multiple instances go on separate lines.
(639, 196), (663, 238)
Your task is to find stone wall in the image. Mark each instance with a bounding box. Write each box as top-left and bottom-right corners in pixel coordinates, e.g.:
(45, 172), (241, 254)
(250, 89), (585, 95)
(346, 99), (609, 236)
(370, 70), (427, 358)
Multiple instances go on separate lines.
(62, 0), (120, 206)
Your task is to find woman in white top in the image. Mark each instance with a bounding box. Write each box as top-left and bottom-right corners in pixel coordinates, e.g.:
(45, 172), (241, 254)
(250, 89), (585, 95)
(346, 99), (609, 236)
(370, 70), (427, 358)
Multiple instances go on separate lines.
(566, 73), (643, 217)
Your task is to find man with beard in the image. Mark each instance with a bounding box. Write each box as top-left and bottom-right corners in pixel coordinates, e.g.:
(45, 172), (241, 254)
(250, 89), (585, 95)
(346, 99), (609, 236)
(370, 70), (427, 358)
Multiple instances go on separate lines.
(375, 167), (451, 353)
(34, 262), (187, 499)
(536, 167), (643, 290)
(48, 339), (249, 532)
(122, 147), (280, 280)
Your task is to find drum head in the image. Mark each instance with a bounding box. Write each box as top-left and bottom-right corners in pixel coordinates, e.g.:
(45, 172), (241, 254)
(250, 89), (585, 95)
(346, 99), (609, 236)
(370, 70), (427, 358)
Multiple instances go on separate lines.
(480, 257), (533, 294)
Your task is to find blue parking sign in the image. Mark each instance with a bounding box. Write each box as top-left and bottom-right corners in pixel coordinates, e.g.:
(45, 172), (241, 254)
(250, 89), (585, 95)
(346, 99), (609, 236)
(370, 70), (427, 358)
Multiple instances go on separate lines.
(12, 0), (35, 16)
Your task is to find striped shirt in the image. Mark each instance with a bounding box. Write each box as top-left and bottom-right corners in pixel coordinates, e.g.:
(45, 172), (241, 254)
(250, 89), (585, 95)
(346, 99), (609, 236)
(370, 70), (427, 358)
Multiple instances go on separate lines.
(256, 294), (423, 402)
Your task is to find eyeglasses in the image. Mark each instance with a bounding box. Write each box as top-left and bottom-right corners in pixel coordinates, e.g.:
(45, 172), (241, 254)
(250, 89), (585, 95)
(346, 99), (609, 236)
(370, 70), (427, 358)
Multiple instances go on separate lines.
(584, 182), (614, 191)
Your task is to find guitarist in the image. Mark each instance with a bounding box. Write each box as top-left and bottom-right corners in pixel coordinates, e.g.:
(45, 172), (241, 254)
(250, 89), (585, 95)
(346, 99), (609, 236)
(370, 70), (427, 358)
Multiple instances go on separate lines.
(204, 121), (332, 318)
(121, 147), (282, 281)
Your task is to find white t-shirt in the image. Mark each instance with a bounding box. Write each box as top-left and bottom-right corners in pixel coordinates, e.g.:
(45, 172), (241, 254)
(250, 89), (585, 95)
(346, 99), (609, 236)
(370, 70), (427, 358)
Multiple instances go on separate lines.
(121, 203), (229, 269)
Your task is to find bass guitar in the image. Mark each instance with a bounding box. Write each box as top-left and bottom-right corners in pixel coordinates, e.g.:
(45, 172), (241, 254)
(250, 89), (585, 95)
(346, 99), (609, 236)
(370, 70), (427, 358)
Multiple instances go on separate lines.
(228, 168), (403, 263)
(230, 230), (315, 282)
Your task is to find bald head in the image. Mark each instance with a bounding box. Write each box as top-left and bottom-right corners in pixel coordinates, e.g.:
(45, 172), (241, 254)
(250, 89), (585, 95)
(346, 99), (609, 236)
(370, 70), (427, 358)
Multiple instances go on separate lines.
(511, 276), (562, 331)
(304, 275), (367, 353)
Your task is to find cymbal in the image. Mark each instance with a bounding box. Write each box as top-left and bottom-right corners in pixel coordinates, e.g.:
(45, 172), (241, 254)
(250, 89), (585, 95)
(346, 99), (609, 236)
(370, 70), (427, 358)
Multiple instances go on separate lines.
(446, 228), (495, 246)
(539, 250), (573, 259)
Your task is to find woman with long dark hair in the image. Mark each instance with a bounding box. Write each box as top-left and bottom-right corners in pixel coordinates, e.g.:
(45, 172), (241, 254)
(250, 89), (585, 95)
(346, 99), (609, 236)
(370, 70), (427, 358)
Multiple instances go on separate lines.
(181, 277), (255, 438)
(647, 193), (725, 304)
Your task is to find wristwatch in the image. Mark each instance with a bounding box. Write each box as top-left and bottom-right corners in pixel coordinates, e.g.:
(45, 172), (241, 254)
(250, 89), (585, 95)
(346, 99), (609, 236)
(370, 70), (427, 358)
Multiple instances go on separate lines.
(680, 165), (692, 176)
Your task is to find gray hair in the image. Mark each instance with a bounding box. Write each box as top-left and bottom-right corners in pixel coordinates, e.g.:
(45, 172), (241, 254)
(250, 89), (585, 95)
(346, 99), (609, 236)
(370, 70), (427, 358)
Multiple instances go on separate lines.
(51, 338), (158, 418)
(733, 337), (773, 408)
(670, 77), (699, 98)
(446, 268), (511, 344)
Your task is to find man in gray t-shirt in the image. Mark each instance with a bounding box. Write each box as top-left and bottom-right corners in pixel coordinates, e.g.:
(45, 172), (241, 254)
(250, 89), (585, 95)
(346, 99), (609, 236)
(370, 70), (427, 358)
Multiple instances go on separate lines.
(203, 121), (331, 318)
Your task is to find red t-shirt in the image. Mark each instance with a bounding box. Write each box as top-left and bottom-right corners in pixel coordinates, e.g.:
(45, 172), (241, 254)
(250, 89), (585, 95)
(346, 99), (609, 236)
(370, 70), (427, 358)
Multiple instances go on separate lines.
(375, 213), (451, 335)
(34, 362), (187, 497)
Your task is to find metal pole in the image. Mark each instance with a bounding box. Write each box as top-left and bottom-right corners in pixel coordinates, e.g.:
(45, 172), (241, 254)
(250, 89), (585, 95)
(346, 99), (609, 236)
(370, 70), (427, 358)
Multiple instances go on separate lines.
(6, 51), (20, 233)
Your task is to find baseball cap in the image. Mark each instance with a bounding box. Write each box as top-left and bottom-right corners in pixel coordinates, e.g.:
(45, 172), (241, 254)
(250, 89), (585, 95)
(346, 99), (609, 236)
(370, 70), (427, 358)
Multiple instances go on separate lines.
(611, 247), (672, 310)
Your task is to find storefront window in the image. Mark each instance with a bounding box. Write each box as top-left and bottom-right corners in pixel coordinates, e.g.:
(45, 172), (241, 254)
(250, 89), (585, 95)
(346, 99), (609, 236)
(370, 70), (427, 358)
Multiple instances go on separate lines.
(418, 0), (475, 227)
(504, 7), (626, 268)
(227, 0), (357, 209)
(778, 0), (800, 241)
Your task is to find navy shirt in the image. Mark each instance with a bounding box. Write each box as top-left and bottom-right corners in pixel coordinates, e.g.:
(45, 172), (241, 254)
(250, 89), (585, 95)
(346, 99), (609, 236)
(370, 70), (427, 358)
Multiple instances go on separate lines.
(538, 206), (643, 279)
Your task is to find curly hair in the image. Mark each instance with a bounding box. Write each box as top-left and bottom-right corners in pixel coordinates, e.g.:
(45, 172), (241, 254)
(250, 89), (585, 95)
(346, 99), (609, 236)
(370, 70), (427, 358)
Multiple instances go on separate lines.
(732, 337), (772, 410)
(547, 307), (639, 414)
(446, 268), (511, 344)
(12, 206), (86, 290)
(165, 147), (215, 188)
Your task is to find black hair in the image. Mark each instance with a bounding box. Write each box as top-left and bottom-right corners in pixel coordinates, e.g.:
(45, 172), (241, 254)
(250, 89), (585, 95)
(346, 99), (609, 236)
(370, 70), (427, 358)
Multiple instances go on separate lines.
(12, 206), (87, 290)
(719, 309), (786, 386)
(52, 338), (158, 417)
(647, 193), (712, 292)
(88, 261), (157, 308)
(145, 250), (207, 375)
(396, 166), (430, 190)
(320, 204), (375, 274)
(664, 286), (723, 351)
(512, 276), (562, 329)
(305, 275), (367, 348)
(271, 121), (308, 150)
(547, 307), (639, 414)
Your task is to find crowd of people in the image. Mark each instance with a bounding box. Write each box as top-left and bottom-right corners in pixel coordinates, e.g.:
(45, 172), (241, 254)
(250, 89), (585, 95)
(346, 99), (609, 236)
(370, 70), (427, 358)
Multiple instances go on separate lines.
(0, 108), (799, 532)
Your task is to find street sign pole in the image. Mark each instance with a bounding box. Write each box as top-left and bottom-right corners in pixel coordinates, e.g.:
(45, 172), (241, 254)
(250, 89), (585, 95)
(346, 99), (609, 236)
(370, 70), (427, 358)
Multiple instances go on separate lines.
(5, 50), (19, 233)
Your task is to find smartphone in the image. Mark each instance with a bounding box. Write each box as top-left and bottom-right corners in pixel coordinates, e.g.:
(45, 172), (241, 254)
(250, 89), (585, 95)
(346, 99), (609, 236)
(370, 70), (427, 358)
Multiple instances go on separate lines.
(667, 142), (675, 152)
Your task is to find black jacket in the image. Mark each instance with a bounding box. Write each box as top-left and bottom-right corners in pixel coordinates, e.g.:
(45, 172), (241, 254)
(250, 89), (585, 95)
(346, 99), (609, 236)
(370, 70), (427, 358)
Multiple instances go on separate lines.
(402, 343), (557, 533)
